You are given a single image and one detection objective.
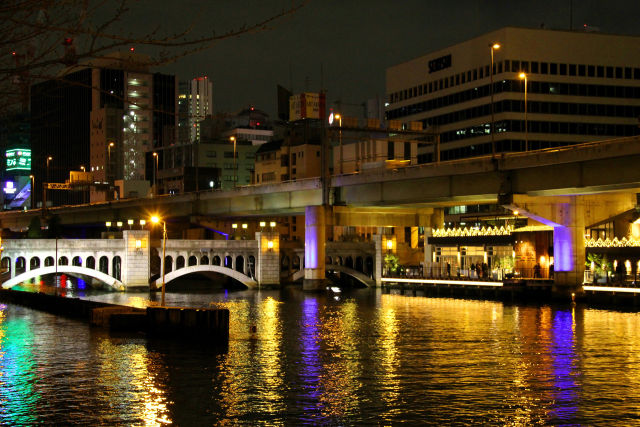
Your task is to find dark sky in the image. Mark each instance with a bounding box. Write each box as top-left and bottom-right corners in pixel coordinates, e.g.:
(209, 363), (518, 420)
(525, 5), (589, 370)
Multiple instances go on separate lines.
(147, 0), (640, 118)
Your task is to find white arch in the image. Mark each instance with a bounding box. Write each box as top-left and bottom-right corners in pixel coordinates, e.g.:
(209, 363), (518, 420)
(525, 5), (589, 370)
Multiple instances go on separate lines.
(152, 265), (258, 289)
(2, 266), (125, 290)
(289, 265), (375, 287)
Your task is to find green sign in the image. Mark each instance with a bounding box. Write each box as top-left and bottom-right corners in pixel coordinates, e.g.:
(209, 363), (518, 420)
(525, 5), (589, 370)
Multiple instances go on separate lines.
(6, 149), (31, 171)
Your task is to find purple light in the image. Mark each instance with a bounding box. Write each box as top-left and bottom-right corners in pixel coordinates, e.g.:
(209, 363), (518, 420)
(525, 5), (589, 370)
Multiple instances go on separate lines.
(548, 310), (578, 422)
(554, 226), (573, 271)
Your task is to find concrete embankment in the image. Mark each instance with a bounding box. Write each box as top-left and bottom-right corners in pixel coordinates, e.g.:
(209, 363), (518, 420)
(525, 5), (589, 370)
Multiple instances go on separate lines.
(381, 280), (553, 302)
(0, 289), (229, 342)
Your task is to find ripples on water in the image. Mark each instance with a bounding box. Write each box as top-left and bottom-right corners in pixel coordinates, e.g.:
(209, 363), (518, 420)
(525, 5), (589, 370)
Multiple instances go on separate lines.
(1, 283), (640, 425)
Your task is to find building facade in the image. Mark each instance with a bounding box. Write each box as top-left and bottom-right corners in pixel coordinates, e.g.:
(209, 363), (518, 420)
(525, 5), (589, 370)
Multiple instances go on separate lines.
(31, 52), (177, 205)
(386, 27), (640, 162)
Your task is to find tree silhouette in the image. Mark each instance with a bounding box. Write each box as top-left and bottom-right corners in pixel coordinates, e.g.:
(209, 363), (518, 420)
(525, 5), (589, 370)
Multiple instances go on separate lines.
(1, 0), (306, 114)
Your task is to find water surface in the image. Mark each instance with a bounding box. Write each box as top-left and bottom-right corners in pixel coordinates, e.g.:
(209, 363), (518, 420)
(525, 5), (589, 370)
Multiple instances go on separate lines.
(1, 284), (639, 425)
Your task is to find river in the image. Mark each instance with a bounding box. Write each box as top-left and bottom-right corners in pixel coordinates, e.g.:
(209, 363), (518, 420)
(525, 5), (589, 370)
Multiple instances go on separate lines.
(0, 281), (639, 425)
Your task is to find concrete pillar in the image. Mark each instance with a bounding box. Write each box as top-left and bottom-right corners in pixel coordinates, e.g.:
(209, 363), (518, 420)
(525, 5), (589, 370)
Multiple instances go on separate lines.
(303, 205), (327, 291)
(424, 228), (434, 277)
(121, 230), (150, 290)
(373, 234), (382, 286)
(256, 231), (279, 286)
(553, 197), (585, 290)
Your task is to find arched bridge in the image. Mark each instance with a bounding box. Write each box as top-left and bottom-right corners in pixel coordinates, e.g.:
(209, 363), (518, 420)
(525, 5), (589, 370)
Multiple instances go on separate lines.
(2, 266), (125, 290)
(151, 265), (257, 289)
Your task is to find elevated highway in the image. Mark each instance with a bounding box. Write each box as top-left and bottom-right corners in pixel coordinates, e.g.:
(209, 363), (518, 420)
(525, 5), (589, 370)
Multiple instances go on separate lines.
(1, 136), (639, 231)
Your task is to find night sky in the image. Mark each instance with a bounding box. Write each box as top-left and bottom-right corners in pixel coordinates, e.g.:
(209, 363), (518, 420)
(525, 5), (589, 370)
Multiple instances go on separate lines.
(144, 0), (640, 118)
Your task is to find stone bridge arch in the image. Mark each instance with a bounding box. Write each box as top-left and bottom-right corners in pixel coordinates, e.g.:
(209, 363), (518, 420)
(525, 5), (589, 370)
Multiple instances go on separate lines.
(290, 264), (375, 287)
(2, 266), (125, 290)
(151, 264), (258, 289)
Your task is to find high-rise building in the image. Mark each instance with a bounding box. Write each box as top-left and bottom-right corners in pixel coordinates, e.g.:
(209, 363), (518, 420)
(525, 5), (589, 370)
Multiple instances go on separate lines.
(386, 27), (640, 162)
(30, 52), (177, 205)
(189, 76), (213, 143)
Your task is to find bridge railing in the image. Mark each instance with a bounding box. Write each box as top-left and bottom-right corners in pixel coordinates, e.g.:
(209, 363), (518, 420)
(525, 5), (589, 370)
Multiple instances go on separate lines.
(384, 266), (552, 282)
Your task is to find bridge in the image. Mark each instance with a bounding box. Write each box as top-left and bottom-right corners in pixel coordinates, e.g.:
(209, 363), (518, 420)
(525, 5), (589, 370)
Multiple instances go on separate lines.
(0, 231), (378, 290)
(1, 136), (640, 291)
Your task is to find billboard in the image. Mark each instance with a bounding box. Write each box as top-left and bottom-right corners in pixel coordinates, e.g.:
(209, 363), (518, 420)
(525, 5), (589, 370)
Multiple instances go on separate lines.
(289, 93), (326, 121)
(6, 148), (31, 171)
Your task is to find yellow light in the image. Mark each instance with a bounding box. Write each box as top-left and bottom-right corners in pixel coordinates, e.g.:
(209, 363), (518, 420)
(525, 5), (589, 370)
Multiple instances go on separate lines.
(267, 240), (274, 249)
(386, 240), (393, 250)
(540, 255), (546, 264)
(513, 210), (519, 216)
(519, 72), (526, 79)
(335, 114), (341, 119)
(492, 43), (501, 50)
(269, 221), (276, 227)
(135, 240), (142, 248)
(152, 152), (157, 157)
(232, 223), (238, 229)
(242, 223), (248, 229)
(150, 216), (160, 224)
(116, 221), (123, 227)
(105, 221), (111, 227)
(259, 221), (266, 227)
(109, 142), (115, 148)
(139, 219), (146, 226)
(127, 219), (134, 225)
(229, 136), (236, 142)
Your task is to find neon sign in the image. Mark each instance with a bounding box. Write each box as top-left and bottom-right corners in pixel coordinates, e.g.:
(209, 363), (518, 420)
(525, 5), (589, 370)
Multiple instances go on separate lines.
(6, 149), (31, 171)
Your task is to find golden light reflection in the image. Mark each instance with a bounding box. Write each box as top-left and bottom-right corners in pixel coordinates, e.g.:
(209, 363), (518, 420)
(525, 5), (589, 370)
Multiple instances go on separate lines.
(316, 299), (362, 418)
(377, 305), (400, 419)
(96, 339), (171, 425)
(211, 299), (254, 419)
(255, 297), (285, 415)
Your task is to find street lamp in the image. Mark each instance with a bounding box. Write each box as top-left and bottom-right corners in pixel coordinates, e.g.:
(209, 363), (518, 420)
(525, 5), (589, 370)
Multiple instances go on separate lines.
(335, 113), (343, 174)
(29, 175), (34, 209)
(107, 142), (115, 181)
(46, 156), (52, 182)
(489, 42), (501, 158)
(80, 165), (85, 172)
(229, 136), (237, 187)
(152, 152), (158, 195)
(151, 215), (167, 306)
(519, 72), (528, 152)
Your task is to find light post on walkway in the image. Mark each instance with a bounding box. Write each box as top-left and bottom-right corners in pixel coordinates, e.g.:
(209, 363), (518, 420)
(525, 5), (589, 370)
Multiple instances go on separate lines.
(151, 215), (167, 306)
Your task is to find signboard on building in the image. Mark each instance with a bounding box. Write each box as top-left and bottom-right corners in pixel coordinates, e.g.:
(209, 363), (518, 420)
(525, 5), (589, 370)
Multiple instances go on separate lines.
(289, 92), (326, 121)
(5, 149), (31, 171)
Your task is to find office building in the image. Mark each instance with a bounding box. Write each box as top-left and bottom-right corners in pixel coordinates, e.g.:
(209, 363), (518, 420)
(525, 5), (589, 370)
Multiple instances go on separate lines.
(31, 52), (177, 205)
(386, 27), (640, 162)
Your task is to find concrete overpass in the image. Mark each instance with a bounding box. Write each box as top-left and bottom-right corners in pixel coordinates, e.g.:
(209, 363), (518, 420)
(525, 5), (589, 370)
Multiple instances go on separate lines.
(3, 136), (640, 231)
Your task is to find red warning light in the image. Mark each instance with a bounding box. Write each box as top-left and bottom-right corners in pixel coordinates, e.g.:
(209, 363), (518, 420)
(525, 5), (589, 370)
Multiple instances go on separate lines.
(130, 47), (135, 52)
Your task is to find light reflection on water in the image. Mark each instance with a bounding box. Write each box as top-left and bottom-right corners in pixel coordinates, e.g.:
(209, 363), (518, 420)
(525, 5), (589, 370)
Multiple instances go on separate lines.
(1, 285), (640, 424)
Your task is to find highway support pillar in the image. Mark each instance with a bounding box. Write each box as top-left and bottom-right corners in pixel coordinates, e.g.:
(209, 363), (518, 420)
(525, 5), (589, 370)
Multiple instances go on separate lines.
(303, 205), (327, 291)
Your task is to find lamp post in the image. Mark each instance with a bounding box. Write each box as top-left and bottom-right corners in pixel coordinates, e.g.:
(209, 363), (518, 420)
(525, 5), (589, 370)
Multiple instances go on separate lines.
(152, 152), (158, 195)
(151, 215), (167, 306)
(229, 136), (237, 187)
(46, 156), (52, 182)
(335, 113), (343, 174)
(29, 175), (34, 209)
(107, 142), (114, 182)
(519, 72), (528, 152)
(44, 156), (52, 209)
(489, 42), (501, 158)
